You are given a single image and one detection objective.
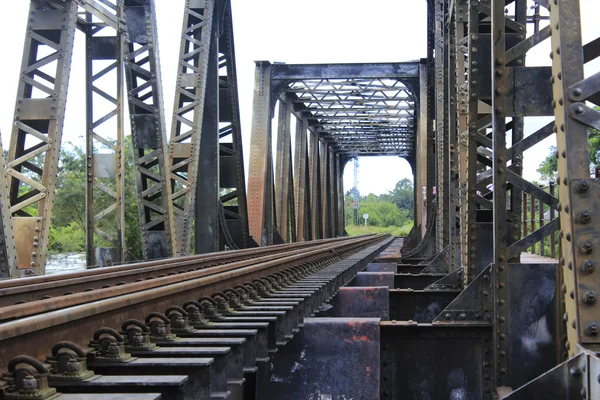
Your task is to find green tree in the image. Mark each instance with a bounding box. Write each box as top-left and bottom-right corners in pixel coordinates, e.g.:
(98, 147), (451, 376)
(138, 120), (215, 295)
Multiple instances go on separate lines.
(386, 178), (414, 219)
(48, 136), (142, 259)
(537, 106), (600, 182)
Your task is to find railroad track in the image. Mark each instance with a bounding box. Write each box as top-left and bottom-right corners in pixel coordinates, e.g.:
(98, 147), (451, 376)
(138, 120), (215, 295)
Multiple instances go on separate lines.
(0, 234), (392, 400)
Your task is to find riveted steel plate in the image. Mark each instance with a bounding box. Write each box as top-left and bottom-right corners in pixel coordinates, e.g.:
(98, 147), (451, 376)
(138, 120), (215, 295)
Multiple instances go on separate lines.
(258, 318), (380, 399)
(93, 154), (118, 179)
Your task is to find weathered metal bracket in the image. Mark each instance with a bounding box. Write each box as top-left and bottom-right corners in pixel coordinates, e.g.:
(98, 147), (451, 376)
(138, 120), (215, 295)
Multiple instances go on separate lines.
(365, 262), (395, 272)
(322, 287), (389, 320)
(420, 245), (450, 273)
(426, 268), (464, 290)
(433, 264), (493, 324)
(567, 179), (600, 345)
(502, 351), (600, 399)
(352, 272), (395, 288)
(257, 318), (380, 399)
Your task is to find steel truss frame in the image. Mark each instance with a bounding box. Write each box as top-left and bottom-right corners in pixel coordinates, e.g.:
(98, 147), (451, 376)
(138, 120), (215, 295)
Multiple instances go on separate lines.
(382, 0), (599, 398)
(5, 0), (175, 273)
(122, 0), (176, 260)
(4, 0), (252, 272)
(6, 0), (79, 274)
(83, 0), (126, 267)
(0, 133), (17, 278)
(169, 0), (249, 255)
(248, 61), (421, 246)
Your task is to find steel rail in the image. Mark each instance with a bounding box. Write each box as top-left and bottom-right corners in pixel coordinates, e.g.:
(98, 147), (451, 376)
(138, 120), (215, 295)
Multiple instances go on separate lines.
(0, 235), (362, 290)
(0, 234), (391, 373)
(0, 235), (386, 322)
(0, 236), (375, 307)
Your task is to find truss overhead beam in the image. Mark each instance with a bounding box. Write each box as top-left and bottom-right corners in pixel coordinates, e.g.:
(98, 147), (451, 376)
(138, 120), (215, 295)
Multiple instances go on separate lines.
(270, 62), (421, 80)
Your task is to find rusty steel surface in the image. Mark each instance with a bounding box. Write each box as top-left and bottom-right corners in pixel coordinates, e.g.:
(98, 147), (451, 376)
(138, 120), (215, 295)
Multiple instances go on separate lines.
(0, 235), (392, 374)
(0, 235), (356, 290)
(0, 236), (365, 307)
(0, 235), (384, 320)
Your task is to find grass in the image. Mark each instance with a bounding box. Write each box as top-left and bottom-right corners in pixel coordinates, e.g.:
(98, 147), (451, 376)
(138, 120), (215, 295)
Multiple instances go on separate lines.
(345, 223), (413, 237)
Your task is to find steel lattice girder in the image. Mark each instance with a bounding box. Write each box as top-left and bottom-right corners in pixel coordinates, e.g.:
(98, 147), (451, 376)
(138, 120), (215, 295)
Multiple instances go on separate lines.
(122, 0), (177, 260)
(6, 0), (79, 274)
(268, 62), (420, 158)
(281, 75), (420, 157)
(0, 132), (17, 278)
(83, 0), (126, 268)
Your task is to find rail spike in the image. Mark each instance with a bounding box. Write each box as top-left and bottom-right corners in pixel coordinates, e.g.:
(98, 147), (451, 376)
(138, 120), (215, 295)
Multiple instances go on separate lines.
(1, 355), (58, 400)
(145, 312), (178, 342)
(182, 300), (211, 327)
(165, 306), (195, 334)
(46, 341), (94, 381)
(226, 288), (248, 307)
(212, 292), (235, 314)
(198, 296), (224, 320)
(120, 319), (157, 352)
(88, 327), (133, 363)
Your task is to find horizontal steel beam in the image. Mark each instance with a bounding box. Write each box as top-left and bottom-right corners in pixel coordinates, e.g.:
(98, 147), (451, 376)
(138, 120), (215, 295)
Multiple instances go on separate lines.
(270, 62), (421, 80)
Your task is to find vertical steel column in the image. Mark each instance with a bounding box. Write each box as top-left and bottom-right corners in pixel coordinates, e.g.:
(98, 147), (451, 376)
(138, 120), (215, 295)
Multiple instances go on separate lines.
(550, 0), (600, 354)
(214, 1), (250, 251)
(328, 147), (336, 237)
(447, 3), (459, 271)
(310, 131), (322, 240)
(275, 97), (294, 242)
(463, 2), (485, 284)
(85, 2), (125, 267)
(491, 0), (508, 385)
(0, 133), (17, 278)
(435, 0), (449, 253)
(168, 0), (213, 255)
(335, 154), (345, 237)
(416, 63), (429, 236)
(122, 0), (176, 260)
(294, 118), (311, 241)
(455, 0), (469, 272)
(7, 1), (78, 274)
(320, 141), (330, 238)
(194, 0), (220, 254)
(426, 0), (436, 212)
(508, 0), (528, 257)
(247, 61), (274, 246)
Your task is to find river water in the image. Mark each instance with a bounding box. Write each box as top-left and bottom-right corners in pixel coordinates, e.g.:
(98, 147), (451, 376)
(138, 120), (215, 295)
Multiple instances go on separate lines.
(45, 253), (87, 274)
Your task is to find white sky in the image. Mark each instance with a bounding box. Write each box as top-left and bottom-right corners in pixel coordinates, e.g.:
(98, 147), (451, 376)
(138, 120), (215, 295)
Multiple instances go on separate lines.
(0, 0), (599, 197)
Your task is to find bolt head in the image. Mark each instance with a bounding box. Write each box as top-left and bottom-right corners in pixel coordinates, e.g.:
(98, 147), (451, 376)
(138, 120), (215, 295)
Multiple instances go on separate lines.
(570, 367), (582, 377)
(587, 322), (599, 335)
(582, 259), (595, 274)
(584, 291), (597, 304)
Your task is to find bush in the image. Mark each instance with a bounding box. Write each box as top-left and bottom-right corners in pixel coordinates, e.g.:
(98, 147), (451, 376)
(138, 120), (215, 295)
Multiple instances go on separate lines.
(346, 223), (413, 237)
(49, 222), (86, 253)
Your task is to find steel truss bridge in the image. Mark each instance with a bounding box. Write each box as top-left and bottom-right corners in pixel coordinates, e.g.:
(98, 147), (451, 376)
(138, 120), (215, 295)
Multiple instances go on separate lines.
(0, 0), (598, 399)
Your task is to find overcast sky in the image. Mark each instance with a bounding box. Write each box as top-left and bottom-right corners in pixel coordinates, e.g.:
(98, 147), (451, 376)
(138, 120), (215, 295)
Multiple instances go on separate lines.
(1, 0), (599, 197)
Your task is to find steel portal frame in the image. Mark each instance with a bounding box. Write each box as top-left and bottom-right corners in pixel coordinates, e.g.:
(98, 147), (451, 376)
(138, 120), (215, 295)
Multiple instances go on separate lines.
(247, 61), (421, 246)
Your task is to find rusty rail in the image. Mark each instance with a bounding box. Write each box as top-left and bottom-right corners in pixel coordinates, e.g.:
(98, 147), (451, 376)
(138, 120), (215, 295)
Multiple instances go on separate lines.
(0, 236), (367, 307)
(0, 235), (358, 290)
(0, 234), (391, 376)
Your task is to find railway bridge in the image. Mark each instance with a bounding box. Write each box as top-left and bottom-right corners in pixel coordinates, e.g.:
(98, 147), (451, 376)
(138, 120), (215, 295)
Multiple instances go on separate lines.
(0, 0), (599, 399)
